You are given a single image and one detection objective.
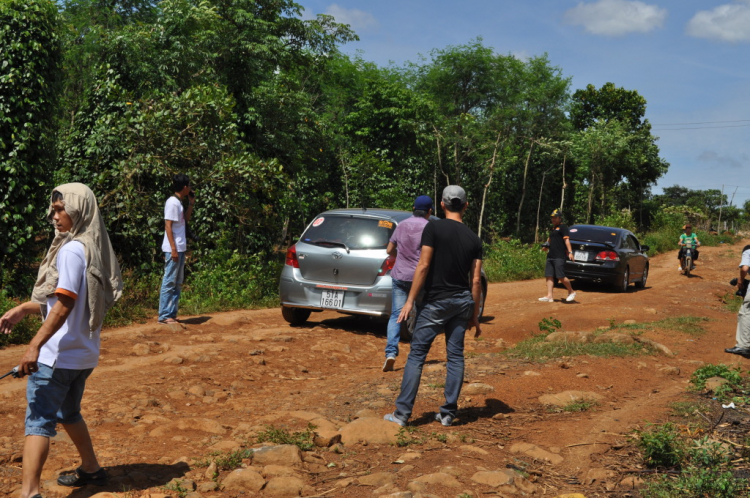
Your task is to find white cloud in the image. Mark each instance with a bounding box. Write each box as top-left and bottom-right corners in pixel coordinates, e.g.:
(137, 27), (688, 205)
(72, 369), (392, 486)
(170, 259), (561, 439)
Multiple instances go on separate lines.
(564, 0), (667, 36)
(324, 4), (379, 32)
(686, 2), (750, 43)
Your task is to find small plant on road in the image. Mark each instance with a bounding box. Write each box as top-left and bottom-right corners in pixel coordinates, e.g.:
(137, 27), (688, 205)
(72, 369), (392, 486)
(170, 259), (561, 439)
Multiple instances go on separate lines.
(538, 317), (561, 334)
(256, 423), (316, 451)
(636, 422), (685, 468)
(689, 364), (742, 391)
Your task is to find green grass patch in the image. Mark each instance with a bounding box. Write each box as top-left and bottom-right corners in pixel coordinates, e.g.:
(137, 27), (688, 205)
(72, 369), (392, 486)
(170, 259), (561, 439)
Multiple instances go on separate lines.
(483, 239), (546, 282)
(609, 315), (709, 336)
(670, 401), (708, 419)
(637, 426), (748, 498)
(501, 330), (656, 361)
(721, 292), (744, 314)
(256, 424), (316, 451)
(395, 426), (426, 447)
(689, 364), (743, 391)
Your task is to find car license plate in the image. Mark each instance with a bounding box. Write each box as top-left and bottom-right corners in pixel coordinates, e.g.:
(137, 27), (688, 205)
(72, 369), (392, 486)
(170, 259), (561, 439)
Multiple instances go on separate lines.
(574, 251), (590, 262)
(320, 289), (345, 309)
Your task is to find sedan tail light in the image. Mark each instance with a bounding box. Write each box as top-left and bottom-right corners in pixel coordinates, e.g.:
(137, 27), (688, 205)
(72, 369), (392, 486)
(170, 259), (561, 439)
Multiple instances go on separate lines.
(285, 245), (300, 268)
(378, 255), (396, 276)
(595, 250), (619, 261)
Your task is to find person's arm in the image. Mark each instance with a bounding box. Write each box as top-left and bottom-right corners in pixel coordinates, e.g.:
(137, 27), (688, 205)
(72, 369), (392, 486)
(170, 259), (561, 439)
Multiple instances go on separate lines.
(17, 295), (75, 376)
(468, 258), (483, 338)
(397, 246), (433, 323)
(165, 219), (178, 262)
(678, 235), (684, 246)
(695, 235), (700, 246)
(0, 301), (42, 335)
(184, 191), (195, 223)
(386, 241), (397, 257)
(565, 238), (574, 261)
(740, 265), (749, 291)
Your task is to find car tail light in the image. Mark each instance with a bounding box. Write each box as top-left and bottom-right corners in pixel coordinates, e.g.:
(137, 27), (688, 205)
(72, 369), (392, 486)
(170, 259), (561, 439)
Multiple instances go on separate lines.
(285, 245), (299, 268)
(595, 250), (619, 261)
(378, 255), (396, 276)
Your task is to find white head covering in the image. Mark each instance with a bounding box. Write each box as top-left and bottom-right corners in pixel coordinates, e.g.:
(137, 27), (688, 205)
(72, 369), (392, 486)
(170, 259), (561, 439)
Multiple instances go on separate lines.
(31, 183), (123, 332)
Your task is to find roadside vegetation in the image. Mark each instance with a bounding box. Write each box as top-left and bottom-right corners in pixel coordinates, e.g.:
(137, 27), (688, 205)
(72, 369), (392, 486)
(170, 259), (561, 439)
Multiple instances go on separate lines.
(634, 363), (750, 497)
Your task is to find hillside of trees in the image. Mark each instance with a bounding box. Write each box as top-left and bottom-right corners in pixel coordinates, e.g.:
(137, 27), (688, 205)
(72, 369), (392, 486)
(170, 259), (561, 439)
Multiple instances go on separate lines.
(2, 0), (748, 303)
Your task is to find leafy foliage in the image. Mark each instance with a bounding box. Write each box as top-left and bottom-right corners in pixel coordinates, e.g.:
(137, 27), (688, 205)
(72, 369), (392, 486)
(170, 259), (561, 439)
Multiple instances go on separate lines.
(256, 424), (316, 451)
(689, 364), (743, 391)
(636, 422), (685, 468)
(0, 0), (62, 292)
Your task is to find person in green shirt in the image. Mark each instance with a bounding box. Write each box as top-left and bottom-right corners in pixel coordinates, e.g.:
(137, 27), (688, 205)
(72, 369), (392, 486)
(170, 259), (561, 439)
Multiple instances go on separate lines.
(678, 224), (700, 271)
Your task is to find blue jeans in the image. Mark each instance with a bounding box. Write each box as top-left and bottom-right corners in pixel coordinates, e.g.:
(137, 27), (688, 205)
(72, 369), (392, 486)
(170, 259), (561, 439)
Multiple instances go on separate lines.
(158, 251), (185, 321)
(394, 291), (474, 422)
(385, 278), (412, 358)
(26, 363), (93, 437)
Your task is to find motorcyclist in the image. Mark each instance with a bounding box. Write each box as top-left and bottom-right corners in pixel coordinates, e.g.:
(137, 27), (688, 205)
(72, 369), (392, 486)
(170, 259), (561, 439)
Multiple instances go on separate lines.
(678, 224), (700, 272)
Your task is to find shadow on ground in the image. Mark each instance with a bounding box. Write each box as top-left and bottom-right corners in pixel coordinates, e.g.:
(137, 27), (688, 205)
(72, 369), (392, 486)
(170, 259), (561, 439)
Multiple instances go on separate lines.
(65, 462), (190, 497)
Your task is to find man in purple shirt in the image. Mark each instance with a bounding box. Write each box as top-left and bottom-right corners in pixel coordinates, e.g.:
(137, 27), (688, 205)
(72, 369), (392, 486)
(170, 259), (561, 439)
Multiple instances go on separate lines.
(383, 195), (433, 372)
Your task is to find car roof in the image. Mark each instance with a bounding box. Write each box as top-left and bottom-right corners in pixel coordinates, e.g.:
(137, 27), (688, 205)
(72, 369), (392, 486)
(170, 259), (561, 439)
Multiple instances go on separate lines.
(317, 208), (414, 223)
(569, 224), (632, 236)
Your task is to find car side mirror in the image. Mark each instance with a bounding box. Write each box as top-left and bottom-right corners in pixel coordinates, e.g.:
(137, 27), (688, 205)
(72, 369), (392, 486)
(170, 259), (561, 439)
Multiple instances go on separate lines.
(640, 245), (650, 252)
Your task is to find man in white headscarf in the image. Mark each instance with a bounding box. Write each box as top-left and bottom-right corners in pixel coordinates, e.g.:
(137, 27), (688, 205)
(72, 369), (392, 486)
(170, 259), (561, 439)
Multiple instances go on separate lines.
(0, 183), (122, 498)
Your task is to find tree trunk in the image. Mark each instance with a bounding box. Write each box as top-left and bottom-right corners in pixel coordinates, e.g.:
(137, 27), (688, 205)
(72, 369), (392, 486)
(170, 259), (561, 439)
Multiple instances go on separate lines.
(535, 170), (548, 243)
(478, 133), (503, 238)
(515, 140), (535, 235)
(586, 170), (595, 224)
(559, 154), (567, 212)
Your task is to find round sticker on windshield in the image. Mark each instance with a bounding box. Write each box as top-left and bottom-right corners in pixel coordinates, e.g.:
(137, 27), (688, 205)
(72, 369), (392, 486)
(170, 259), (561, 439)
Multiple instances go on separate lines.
(570, 228), (578, 232)
(312, 217), (324, 227)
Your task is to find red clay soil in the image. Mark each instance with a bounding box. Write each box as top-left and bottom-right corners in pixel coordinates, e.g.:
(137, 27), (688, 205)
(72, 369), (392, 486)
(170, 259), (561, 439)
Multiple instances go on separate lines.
(0, 241), (747, 498)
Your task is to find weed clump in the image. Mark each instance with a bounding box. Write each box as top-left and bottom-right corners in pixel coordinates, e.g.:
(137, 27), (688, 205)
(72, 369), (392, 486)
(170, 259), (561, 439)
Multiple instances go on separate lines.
(256, 424), (316, 451)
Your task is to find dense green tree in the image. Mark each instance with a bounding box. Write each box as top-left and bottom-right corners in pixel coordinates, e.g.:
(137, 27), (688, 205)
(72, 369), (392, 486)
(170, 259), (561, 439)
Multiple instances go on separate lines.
(0, 0), (62, 293)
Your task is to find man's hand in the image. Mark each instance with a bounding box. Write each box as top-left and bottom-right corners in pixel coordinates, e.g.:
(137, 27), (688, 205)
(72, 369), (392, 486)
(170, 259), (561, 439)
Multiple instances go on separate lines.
(397, 300), (413, 324)
(18, 345), (40, 377)
(171, 249), (179, 262)
(1, 305), (25, 335)
(568, 252), (574, 261)
(469, 316), (482, 338)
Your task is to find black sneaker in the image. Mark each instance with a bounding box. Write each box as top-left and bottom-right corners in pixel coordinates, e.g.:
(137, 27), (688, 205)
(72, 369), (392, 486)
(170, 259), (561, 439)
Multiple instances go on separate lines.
(57, 467), (108, 487)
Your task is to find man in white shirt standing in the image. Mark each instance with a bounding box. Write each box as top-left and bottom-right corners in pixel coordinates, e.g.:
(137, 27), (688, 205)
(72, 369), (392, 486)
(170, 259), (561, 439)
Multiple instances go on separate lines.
(1, 183), (122, 498)
(158, 174), (195, 324)
(725, 244), (750, 356)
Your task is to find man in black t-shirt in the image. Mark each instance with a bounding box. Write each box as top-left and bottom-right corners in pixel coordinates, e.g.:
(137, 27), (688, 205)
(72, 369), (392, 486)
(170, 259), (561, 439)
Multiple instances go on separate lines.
(384, 185), (483, 428)
(540, 209), (576, 302)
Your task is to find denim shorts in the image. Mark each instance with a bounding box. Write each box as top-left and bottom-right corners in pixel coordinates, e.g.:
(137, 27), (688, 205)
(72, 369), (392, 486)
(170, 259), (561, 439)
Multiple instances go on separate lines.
(26, 363), (93, 438)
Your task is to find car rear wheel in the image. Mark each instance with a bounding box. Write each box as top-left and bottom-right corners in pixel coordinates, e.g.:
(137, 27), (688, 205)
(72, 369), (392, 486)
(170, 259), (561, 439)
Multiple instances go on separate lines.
(635, 265), (648, 289)
(617, 267), (630, 293)
(281, 307), (311, 325)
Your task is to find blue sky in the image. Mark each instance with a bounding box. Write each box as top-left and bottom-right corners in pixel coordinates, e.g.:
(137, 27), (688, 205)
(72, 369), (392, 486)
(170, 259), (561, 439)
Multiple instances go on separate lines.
(298, 0), (750, 209)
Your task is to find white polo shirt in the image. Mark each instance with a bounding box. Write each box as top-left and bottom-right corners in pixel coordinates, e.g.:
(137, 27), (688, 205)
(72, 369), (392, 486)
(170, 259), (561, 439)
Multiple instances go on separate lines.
(39, 241), (101, 370)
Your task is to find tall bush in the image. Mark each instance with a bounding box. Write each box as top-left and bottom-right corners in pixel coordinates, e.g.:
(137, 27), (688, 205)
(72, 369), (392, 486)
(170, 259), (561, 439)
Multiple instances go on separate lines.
(0, 0), (61, 294)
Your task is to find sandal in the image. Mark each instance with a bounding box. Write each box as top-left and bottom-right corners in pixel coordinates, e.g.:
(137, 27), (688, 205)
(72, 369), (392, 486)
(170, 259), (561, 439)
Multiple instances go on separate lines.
(57, 466), (108, 487)
(158, 318), (178, 324)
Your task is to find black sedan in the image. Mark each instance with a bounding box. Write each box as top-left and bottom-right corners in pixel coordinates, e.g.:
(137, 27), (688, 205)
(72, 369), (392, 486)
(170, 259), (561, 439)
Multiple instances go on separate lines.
(564, 225), (649, 292)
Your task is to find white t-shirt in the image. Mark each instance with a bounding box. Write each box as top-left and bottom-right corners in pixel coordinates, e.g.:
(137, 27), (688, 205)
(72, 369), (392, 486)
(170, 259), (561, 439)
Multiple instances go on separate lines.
(161, 196), (186, 253)
(39, 241), (101, 370)
(740, 249), (750, 268)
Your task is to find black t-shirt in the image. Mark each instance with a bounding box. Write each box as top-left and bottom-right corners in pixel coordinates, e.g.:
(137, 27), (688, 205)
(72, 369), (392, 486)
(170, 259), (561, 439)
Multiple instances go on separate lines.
(421, 219), (483, 302)
(548, 223), (570, 259)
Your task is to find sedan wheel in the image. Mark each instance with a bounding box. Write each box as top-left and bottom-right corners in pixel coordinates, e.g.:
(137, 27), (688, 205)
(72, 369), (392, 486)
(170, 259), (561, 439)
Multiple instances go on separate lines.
(617, 267), (630, 293)
(635, 265), (648, 289)
(282, 307), (312, 325)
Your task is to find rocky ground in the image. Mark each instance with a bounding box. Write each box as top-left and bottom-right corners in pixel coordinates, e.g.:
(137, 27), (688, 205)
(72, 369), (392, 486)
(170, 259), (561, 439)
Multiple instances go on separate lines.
(1, 242), (749, 498)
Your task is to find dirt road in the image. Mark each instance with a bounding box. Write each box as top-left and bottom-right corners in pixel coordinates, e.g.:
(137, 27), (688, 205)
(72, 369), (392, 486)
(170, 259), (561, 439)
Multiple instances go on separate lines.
(0, 242), (746, 497)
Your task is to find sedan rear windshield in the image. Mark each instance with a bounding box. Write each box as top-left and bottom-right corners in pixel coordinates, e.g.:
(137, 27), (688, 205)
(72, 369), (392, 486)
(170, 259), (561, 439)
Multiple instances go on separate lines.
(568, 226), (620, 245)
(301, 216), (395, 250)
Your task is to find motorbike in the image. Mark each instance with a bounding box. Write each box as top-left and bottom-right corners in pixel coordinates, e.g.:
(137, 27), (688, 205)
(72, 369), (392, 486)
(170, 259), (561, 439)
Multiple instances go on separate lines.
(682, 241), (695, 276)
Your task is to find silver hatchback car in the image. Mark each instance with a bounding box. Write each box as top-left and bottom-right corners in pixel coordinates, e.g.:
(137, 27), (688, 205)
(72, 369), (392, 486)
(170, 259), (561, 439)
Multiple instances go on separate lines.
(279, 208), (487, 333)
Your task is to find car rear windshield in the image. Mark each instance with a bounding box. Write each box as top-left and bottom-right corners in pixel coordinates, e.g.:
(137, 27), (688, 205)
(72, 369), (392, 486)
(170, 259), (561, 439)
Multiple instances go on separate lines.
(568, 226), (620, 245)
(301, 216), (395, 250)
